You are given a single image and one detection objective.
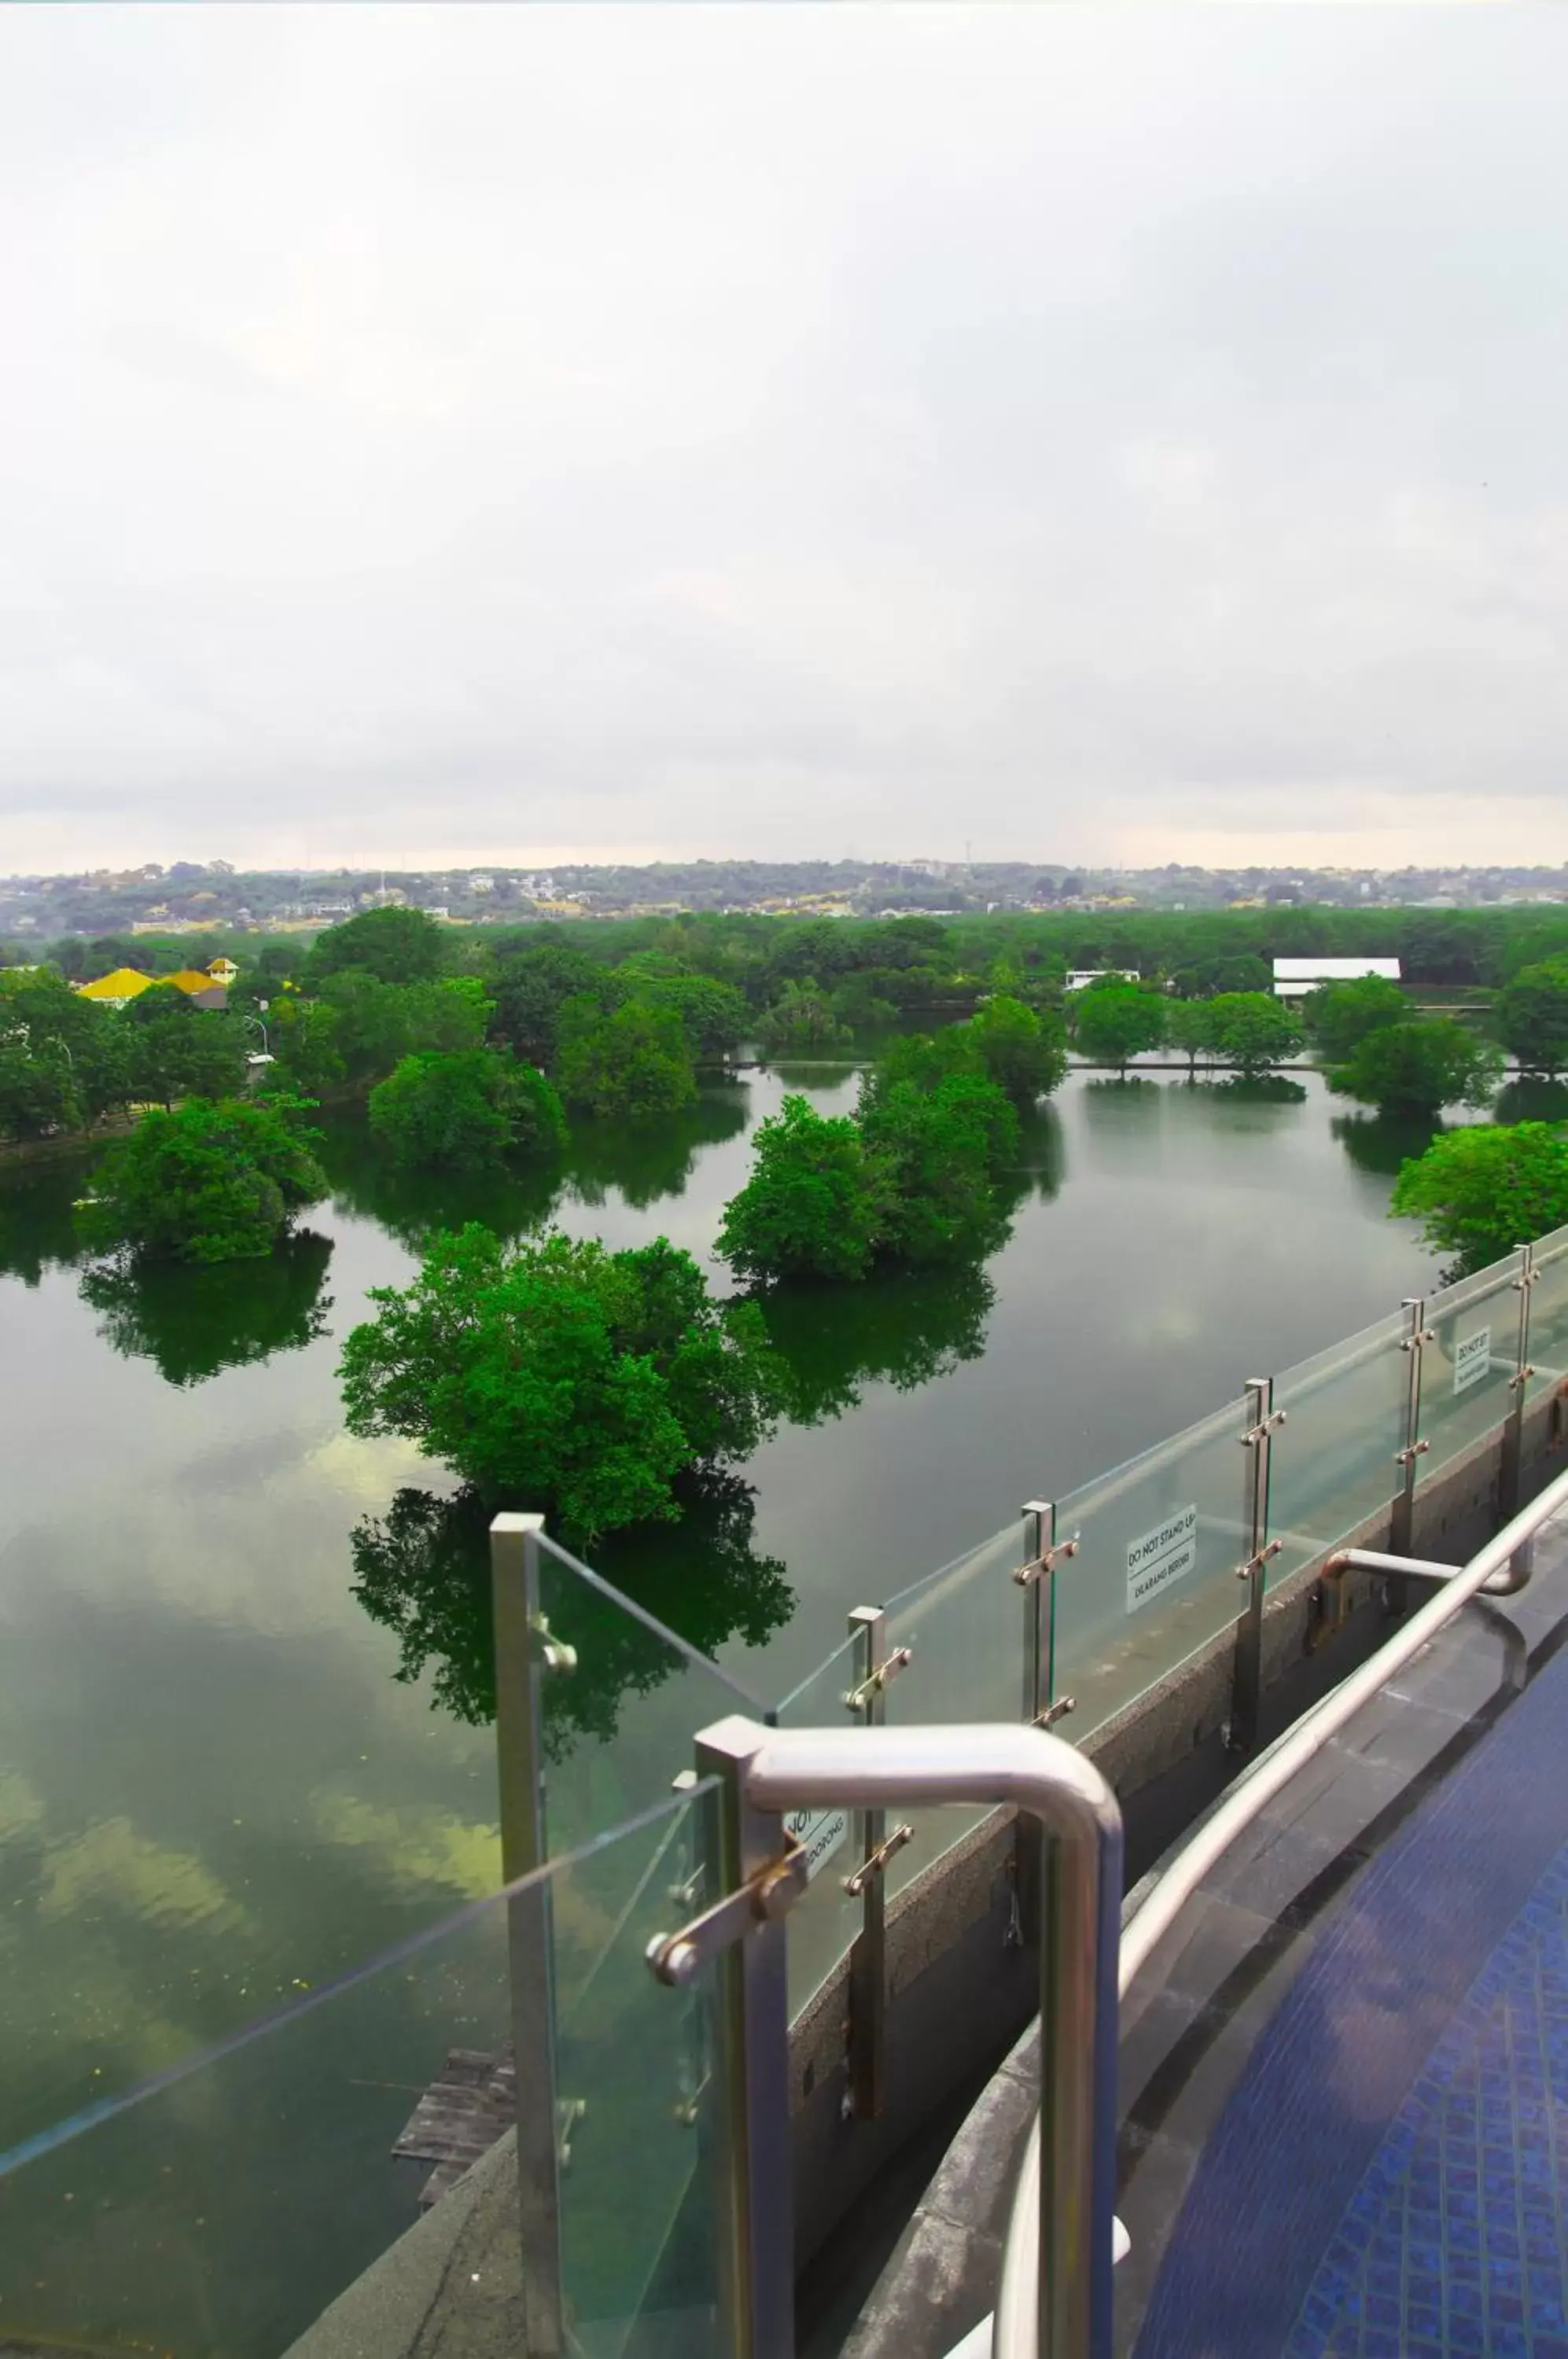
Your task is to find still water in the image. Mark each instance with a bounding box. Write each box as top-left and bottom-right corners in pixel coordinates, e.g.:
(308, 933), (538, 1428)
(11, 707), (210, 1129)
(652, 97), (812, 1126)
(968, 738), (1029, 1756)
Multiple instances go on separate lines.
(0, 1065), (1501, 2350)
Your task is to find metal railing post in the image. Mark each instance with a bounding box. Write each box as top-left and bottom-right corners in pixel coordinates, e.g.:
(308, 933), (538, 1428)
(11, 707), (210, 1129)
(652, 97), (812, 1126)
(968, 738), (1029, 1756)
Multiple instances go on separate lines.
(1229, 1380), (1281, 1757)
(1501, 1242), (1537, 1561)
(845, 1605), (890, 2119)
(1014, 1502), (1077, 1943)
(690, 1719), (797, 2359)
(1389, 1297), (1431, 1583)
(491, 1511), (565, 2359)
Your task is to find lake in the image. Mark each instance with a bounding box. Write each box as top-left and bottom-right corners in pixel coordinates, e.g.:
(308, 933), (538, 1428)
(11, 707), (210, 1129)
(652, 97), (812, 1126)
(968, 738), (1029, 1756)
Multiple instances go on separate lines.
(0, 1062), (1515, 2350)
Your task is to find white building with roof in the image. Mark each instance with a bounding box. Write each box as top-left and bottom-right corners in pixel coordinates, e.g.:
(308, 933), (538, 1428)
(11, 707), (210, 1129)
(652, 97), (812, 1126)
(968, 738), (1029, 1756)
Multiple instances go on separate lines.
(1272, 956), (1401, 1002)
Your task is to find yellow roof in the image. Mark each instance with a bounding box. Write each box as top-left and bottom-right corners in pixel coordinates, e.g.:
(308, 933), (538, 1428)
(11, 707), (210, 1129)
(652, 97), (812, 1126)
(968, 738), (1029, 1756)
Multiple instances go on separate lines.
(164, 969), (223, 994)
(78, 967), (154, 1000)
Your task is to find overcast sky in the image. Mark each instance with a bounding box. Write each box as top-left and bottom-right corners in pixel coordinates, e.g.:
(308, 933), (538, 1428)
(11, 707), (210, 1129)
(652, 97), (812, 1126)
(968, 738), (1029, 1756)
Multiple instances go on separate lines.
(4, 9), (1568, 877)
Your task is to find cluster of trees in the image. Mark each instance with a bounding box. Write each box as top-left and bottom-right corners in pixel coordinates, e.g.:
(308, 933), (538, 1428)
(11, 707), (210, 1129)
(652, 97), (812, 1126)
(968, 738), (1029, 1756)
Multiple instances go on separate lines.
(80, 1094), (327, 1265)
(1392, 1121), (1568, 1276)
(1301, 976), (1504, 1113)
(716, 999), (1062, 1284)
(0, 967), (251, 1143)
(1069, 979), (1305, 1077)
(339, 1226), (788, 1540)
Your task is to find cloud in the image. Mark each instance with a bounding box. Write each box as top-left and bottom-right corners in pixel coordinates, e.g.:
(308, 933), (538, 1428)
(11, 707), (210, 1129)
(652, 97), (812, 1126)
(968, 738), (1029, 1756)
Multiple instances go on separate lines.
(2, 8), (1566, 870)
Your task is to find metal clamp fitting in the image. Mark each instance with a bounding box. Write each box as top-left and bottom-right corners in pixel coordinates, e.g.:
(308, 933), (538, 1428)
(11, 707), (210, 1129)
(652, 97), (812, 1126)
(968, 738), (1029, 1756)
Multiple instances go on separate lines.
(844, 1824), (914, 1898)
(1394, 1438), (1432, 1467)
(1240, 1410), (1286, 1448)
(1014, 1535), (1080, 1587)
(1235, 1539), (1283, 1582)
(844, 1647), (912, 1713)
(646, 1836), (808, 1986)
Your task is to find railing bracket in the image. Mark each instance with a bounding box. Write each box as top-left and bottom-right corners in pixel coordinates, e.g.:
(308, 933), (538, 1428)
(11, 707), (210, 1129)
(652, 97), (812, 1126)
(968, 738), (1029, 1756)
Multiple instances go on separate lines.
(843, 1647), (912, 1712)
(1235, 1539), (1283, 1582)
(1014, 1533), (1079, 1585)
(1033, 1693), (1077, 1728)
(532, 1614), (577, 1674)
(1240, 1409), (1286, 1448)
(1394, 1438), (1432, 1468)
(646, 1835), (808, 1987)
(844, 1823), (913, 1897)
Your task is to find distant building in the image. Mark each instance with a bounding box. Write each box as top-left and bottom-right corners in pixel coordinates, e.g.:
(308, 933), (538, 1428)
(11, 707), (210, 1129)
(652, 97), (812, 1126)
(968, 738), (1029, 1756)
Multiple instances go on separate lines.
(164, 969), (229, 1009)
(1272, 957), (1401, 1003)
(206, 957), (239, 986)
(76, 966), (155, 1008)
(1066, 969), (1140, 992)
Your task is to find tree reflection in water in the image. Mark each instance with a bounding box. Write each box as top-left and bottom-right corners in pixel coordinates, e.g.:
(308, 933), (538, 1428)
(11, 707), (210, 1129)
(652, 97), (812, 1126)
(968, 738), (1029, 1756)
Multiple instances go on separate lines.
(1494, 1079), (1568, 1127)
(561, 1086), (749, 1210)
(79, 1229), (335, 1386)
(760, 1260), (996, 1425)
(0, 1161), (93, 1288)
(350, 1469), (793, 1749)
(1332, 1109), (1446, 1179)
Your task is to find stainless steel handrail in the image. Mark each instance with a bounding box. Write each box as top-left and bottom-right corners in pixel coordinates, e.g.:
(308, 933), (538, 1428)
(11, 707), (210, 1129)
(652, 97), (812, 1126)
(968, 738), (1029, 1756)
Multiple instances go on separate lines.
(722, 1720), (1124, 2359)
(990, 1464), (1568, 2359)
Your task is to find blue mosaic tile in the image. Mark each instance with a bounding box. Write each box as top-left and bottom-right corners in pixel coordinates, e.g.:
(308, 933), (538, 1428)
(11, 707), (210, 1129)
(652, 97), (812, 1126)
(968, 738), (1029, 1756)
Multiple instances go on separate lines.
(1281, 1838), (1568, 2357)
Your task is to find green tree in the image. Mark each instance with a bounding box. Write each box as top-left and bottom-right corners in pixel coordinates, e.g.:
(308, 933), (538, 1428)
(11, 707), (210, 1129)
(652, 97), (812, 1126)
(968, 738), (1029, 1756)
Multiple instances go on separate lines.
(0, 1038), (81, 1142)
(555, 998), (698, 1118)
(369, 1047), (566, 1169)
(756, 981), (850, 1055)
(1331, 1018), (1504, 1114)
(1496, 957), (1568, 1078)
(1390, 1122), (1568, 1275)
(80, 1095), (327, 1264)
(716, 1095), (882, 1283)
(307, 907), (453, 988)
(637, 973), (750, 1062)
(859, 1073), (1019, 1266)
(1202, 992), (1304, 1076)
(488, 944), (620, 1067)
(1072, 984), (1167, 1074)
(966, 995), (1068, 1106)
(120, 989), (248, 1107)
(1166, 999), (1213, 1077)
(1301, 976), (1408, 1062)
(338, 1224), (786, 1536)
(267, 995), (348, 1095)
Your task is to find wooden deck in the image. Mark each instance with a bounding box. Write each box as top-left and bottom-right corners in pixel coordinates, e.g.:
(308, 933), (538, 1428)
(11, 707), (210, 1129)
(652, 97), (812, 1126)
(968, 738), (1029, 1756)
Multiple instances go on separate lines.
(393, 2047), (515, 2209)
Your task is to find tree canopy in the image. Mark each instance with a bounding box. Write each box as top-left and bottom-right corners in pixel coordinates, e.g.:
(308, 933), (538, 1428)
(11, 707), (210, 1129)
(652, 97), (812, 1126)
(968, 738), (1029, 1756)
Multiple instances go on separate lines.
(716, 1095), (882, 1283)
(1330, 1018), (1503, 1113)
(80, 1094), (327, 1264)
(1496, 958), (1568, 1078)
(1302, 975), (1408, 1063)
(369, 1047), (566, 1170)
(555, 998), (698, 1118)
(338, 1224), (787, 1536)
(306, 906), (455, 988)
(966, 994), (1069, 1105)
(1201, 992), (1304, 1076)
(1072, 983), (1167, 1073)
(1390, 1122), (1568, 1275)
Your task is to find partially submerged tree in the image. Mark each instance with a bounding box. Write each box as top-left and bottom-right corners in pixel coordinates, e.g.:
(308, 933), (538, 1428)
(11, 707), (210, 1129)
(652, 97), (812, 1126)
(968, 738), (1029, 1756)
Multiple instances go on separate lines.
(1301, 975), (1408, 1064)
(966, 995), (1069, 1106)
(80, 1095), (327, 1264)
(1390, 1121), (1568, 1275)
(1202, 992), (1304, 1077)
(555, 998), (698, 1119)
(369, 1047), (565, 1169)
(1072, 983), (1166, 1074)
(1496, 957), (1568, 1078)
(1331, 1018), (1502, 1114)
(339, 1225), (787, 1537)
(716, 1095), (881, 1283)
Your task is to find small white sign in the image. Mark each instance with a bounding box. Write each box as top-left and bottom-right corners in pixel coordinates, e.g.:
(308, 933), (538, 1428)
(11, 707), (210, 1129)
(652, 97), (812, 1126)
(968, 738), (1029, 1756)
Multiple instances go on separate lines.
(1127, 1503), (1198, 1614)
(1454, 1327), (1493, 1396)
(785, 1805), (849, 1884)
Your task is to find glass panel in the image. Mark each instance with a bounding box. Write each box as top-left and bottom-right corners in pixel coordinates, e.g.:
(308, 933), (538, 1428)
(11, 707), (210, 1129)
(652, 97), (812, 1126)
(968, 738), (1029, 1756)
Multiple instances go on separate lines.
(531, 1533), (765, 1858)
(882, 1523), (1032, 1905)
(1527, 1231), (1568, 1407)
(1269, 1311), (1409, 1581)
(1419, 1256), (1522, 1489)
(0, 1794), (720, 2359)
(1051, 1400), (1250, 1749)
(775, 1632), (865, 2019)
(554, 1788), (723, 2359)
